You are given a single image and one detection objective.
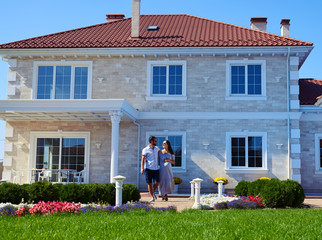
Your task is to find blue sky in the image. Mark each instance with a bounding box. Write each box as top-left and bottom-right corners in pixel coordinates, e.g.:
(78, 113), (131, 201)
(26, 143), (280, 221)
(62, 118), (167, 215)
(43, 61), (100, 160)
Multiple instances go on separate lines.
(0, 0), (322, 160)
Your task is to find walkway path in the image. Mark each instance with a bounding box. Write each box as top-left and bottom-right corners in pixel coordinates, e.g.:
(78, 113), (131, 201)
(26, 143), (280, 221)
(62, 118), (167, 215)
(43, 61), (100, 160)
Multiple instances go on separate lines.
(140, 194), (322, 212)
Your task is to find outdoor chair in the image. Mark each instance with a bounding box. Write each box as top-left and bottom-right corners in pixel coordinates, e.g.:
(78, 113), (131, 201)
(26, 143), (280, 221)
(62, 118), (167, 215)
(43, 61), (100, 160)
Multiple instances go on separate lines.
(73, 170), (86, 184)
(38, 170), (51, 181)
(12, 169), (24, 184)
(59, 169), (69, 183)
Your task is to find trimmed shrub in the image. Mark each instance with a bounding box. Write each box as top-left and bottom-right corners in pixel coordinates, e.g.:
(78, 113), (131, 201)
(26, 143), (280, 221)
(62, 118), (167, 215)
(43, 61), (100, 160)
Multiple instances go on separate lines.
(59, 183), (91, 203)
(105, 183), (116, 206)
(234, 180), (250, 197)
(281, 179), (305, 207)
(247, 179), (270, 197)
(122, 183), (141, 204)
(0, 183), (29, 204)
(260, 178), (285, 208)
(28, 181), (59, 202)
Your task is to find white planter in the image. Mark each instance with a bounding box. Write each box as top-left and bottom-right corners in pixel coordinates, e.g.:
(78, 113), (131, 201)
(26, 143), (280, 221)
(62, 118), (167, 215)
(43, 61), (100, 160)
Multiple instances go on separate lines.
(174, 184), (179, 193)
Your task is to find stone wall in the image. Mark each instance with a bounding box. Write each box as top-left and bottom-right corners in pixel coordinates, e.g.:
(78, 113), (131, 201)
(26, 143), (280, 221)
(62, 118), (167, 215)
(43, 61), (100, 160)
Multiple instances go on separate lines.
(300, 118), (322, 192)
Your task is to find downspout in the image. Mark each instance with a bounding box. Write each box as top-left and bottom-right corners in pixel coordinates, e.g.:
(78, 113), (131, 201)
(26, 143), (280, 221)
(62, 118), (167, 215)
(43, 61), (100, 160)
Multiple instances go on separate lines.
(133, 121), (141, 188)
(286, 47), (291, 179)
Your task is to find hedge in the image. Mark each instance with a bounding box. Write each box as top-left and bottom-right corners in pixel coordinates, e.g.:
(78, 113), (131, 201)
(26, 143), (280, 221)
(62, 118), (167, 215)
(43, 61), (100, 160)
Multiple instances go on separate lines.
(234, 178), (305, 208)
(0, 182), (140, 205)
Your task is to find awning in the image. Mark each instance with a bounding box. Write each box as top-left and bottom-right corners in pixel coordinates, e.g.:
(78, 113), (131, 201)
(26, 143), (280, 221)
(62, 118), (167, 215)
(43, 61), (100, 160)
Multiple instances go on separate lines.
(0, 99), (138, 122)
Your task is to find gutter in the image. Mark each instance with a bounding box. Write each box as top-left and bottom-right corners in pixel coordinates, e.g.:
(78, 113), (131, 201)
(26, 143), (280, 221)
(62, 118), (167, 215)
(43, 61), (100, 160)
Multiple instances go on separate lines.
(287, 47), (291, 179)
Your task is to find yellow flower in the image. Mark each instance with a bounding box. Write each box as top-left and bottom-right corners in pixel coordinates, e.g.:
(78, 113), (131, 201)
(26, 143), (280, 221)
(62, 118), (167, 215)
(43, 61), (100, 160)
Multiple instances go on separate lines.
(173, 177), (182, 184)
(214, 177), (228, 185)
(259, 177), (271, 180)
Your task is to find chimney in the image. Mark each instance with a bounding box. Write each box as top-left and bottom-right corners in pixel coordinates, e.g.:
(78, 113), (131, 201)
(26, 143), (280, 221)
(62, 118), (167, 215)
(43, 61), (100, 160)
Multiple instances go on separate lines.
(280, 19), (290, 37)
(250, 17), (267, 32)
(131, 0), (141, 38)
(106, 14), (125, 23)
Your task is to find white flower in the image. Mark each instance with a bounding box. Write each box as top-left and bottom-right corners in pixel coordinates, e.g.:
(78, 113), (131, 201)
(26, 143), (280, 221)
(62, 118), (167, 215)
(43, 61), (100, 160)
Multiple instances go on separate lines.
(200, 194), (240, 209)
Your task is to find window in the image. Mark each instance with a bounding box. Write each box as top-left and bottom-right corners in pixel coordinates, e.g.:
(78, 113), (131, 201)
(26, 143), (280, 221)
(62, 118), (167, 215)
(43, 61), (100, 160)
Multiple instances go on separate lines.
(30, 132), (90, 182)
(147, 61), (187, 100)
(315, 134), (322, 171)
(33, 61), (92, 99)
(226, 132), (267, 172)
(226, 60), (266, 100)
(146, 131), (186, 171)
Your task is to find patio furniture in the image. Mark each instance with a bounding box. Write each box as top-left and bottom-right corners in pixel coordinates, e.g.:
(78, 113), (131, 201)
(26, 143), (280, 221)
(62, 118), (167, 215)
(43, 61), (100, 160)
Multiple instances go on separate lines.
(12, 169), (24, 184)
(59, 169), (69, 183)
(38, 169), (52, 181)
(73, 170), (86, 184)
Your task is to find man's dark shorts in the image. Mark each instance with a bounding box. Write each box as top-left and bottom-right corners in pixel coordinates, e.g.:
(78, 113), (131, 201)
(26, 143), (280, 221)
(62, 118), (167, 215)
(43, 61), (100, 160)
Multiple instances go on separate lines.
(144, 169), (160, 184)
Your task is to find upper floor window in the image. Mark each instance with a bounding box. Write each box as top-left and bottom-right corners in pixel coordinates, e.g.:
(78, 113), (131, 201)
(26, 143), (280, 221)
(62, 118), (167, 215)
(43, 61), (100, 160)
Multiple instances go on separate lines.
(315, 134), (322, 171)
(146, 131), (186, 172)
(226, 132), (267, 171)
(226, 60), (266, 100)
(33, 61), (92, 99)
(147, 60), (187, 100)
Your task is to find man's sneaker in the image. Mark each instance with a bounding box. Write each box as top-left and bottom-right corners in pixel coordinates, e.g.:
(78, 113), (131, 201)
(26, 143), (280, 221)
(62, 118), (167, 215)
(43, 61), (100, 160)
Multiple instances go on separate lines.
(149, 198), (155, 202)
(153, 193), (157, 200)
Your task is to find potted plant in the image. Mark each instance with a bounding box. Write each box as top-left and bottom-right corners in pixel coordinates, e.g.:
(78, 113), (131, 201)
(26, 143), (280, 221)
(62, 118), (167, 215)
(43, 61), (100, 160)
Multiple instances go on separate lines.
(214, 177), (228, 193)
(173, 177), (182, 193)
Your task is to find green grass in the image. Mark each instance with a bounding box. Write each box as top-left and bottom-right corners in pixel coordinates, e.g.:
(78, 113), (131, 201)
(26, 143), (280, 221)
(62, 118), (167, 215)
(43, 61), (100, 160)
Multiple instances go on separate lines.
(1, 209), (322, 239)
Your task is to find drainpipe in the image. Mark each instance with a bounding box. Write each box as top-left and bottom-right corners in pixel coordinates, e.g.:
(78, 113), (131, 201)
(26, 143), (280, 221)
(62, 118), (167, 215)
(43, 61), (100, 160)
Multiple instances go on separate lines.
(133, 121), (141, 188)
(286, 47), (291, 179)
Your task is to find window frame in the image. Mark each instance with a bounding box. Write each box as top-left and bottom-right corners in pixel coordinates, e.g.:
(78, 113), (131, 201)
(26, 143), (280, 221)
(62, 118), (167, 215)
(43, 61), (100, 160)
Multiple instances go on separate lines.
(33, 61), (93, 100)
(29, 131), (90, 183)
(226, 60), (267, 100)
(225, 132), (268, 173)
(146, 60), (187, 100)
(146, 131), (186, 172)
(315, 133), (322, 172)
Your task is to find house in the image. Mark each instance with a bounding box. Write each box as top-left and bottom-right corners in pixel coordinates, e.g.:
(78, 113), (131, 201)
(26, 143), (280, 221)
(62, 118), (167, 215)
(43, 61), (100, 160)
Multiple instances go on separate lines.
(0, 0), (321, 192)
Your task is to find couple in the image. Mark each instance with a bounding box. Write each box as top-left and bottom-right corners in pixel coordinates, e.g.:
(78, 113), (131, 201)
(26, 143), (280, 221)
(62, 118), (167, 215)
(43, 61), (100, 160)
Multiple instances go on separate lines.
(141, 136), (175, 202)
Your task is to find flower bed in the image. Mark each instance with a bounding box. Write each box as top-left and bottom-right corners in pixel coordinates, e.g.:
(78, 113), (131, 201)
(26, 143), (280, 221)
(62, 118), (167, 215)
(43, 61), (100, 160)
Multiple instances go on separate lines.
(200, 194), (263, 210)
(0, 201), (177, 217)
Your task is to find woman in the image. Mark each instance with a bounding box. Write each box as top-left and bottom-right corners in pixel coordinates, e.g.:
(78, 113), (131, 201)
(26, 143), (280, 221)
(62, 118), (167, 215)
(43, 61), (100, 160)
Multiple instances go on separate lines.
(158, 140), (175, 201)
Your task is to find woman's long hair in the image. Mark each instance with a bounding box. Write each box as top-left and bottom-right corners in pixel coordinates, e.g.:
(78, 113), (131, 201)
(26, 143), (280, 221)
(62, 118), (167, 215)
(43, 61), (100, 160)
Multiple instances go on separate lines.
(165, 140), (174, 155)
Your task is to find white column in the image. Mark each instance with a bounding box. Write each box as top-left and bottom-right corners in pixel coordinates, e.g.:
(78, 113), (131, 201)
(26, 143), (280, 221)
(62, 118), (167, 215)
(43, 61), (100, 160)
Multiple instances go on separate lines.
(109, 111), (123, 183)
(217, 180), (224, 197)
(190, 180), (195, 198)
(114, 175), (126, 206)
(192, 178), (203, 209)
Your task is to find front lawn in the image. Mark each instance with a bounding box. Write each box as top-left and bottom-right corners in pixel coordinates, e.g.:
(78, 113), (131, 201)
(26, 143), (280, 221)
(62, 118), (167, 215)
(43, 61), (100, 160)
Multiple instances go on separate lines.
(1, 209), (321, 239)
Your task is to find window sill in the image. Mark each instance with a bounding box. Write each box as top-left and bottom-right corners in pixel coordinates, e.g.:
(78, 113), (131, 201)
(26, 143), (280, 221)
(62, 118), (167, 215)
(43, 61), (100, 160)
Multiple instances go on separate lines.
(225, 169), (269, 174)
(314, 170), (322, 175)
(172, 168), (186, 173)
(225, 96), (267, 101)
(146, 96), (187, 101)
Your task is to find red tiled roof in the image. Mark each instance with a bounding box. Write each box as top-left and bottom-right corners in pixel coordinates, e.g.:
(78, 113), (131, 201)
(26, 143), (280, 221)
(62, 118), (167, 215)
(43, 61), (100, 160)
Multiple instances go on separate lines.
(0, 15), (313, 49)
(299, 79), (322, 105)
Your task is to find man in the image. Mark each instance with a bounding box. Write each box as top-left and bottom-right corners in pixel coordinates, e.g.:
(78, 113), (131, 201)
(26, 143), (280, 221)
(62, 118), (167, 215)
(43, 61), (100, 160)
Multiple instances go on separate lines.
(141, 136), (160, 202)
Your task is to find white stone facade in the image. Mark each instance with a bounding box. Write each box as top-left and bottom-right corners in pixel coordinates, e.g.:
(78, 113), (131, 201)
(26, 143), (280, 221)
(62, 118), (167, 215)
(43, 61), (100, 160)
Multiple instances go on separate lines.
(1, 52), (321, 193)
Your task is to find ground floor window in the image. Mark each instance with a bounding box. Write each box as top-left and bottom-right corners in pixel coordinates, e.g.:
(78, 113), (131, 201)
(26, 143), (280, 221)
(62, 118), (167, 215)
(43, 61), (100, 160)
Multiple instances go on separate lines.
(146, 131), (186, 171)
(226, 132), (267, 170)
(30, 132), (90, 182)
(315, 134), (322, 170)
(36, 138), (85, 171)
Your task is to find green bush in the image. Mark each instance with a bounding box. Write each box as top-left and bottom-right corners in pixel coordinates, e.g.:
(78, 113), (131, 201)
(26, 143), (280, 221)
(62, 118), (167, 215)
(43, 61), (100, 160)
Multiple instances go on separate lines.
(234, 180), (250, 197)
(260, 178), (285, 208)
(247, 179), (270, 197)
(59, 183), (91, 203)
(281, 179), (305, 207)
(122, 183), (141, 204)
(27, 181), (59, 202)
(0, 183), (29, 204)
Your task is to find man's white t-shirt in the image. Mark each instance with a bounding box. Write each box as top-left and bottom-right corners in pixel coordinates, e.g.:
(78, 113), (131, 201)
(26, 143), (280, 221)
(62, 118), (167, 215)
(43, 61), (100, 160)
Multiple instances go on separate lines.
(142, 145), (160, 170)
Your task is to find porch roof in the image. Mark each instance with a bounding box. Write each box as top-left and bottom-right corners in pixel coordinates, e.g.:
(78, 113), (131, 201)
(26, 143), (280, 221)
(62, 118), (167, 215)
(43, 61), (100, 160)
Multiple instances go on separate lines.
(0, 99), (138, 122)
